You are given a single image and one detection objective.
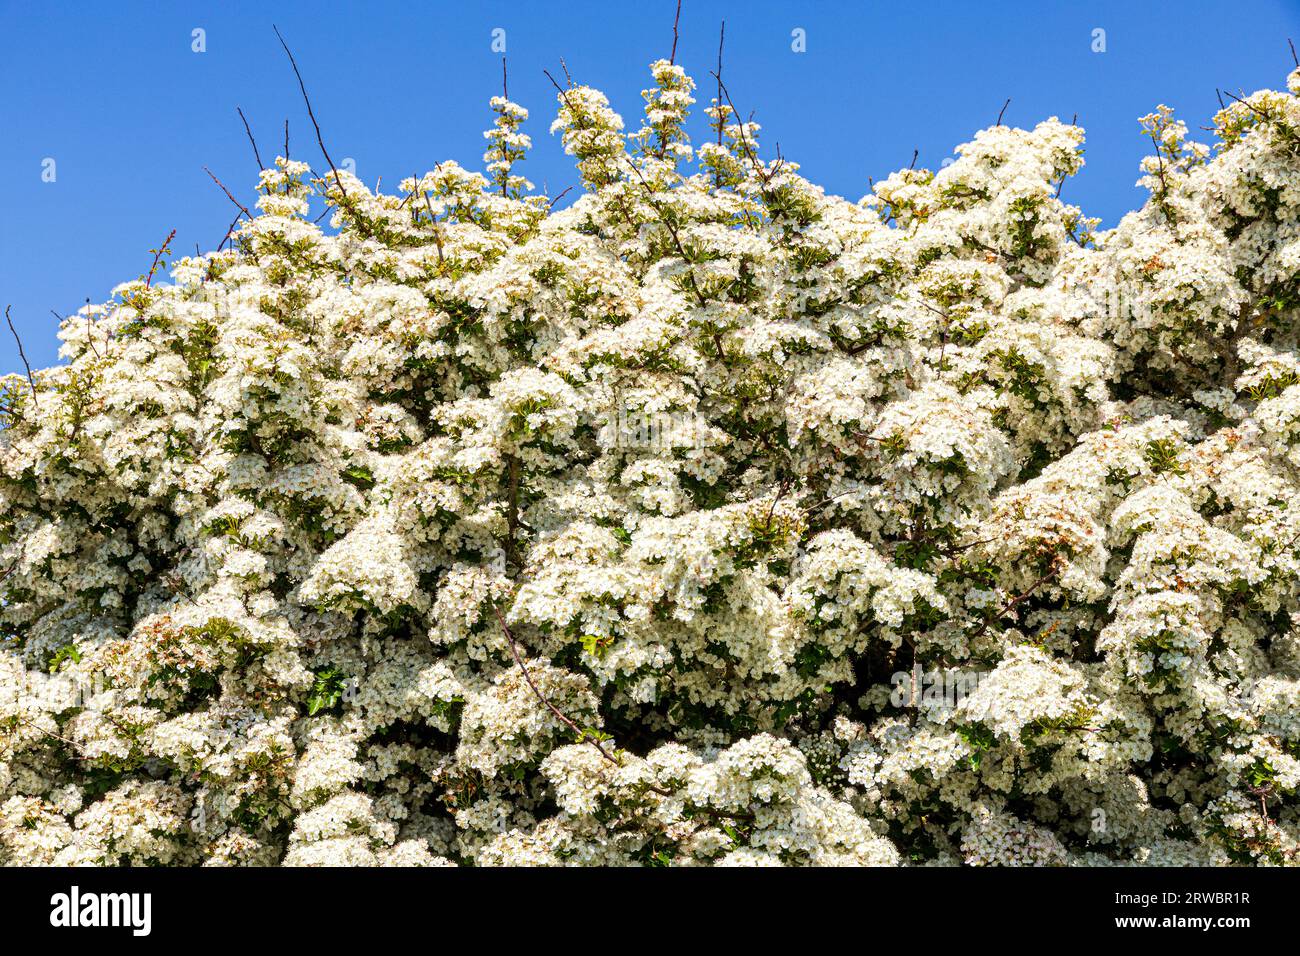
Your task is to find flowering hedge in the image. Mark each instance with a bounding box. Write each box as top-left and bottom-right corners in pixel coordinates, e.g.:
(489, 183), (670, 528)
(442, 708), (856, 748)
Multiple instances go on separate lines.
(4, 58), (1300, 866)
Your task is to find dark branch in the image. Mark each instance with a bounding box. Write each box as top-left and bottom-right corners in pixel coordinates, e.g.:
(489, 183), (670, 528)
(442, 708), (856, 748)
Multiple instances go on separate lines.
(203, 167), (252, 220)
(237, 107), (264, 172)
(669, 0), (682, 65)
(145, 228), (176, 288)
(491, 602), (620, 765)
(4, 305), (39, 411)
(273, 24), (348, 199)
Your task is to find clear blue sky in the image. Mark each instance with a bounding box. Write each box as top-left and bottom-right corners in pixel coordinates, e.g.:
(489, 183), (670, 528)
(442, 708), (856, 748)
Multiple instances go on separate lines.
(3, 0), (1300, 374)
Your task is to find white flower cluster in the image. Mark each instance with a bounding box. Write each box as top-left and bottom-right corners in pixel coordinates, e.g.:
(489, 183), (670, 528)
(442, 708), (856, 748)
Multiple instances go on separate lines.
(7, 61), (1300, 867)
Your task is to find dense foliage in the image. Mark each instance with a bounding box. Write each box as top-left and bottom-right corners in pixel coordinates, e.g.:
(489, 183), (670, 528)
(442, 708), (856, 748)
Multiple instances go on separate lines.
(6, 59), (1300, 866)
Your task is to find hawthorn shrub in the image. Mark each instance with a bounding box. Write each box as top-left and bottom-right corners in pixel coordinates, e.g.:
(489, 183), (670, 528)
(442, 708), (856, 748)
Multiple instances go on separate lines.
(5, 59), (1300, 866)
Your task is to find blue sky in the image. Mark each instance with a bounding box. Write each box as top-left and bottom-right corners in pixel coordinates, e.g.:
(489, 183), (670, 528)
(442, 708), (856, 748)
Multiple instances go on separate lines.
(3, 0), (1300, 374)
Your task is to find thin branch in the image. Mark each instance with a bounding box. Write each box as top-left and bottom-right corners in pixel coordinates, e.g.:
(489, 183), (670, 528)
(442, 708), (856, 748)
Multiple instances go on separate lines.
(543, 67), (577, 111)
(504, 455), (522, 570)
(908, 148), (919, 170)
(421, 186), (447, 264)
(12, 714), (84, 753)
(66, 307), (100, 360)
(236, 107), (264, 172)
(996, 98), (1011, 127)
(487, 601), (755, 819)
(273, 24), (348, 199)
(1291, 37), (1298, 68)
(204, 167), (252, 252)
(669, 0), (682, 65)
(145, 228), (176, 289)
(500, 57), (511, 197)
(204, 167), (252, 219)
(969, 564), (1060, 642)
(4, 306), (39, 411)
(716, 20), (726, 155)
(1222, 87), (1274, 125)
(491, 602), (620, 765)
(763, 478), (791, 531)
(709, 70), (777, 188)
(546, 186), (572, 209)
(284, 118), (290, 160)
(219, 211), (244, 251)
(619, 153), (711, 307)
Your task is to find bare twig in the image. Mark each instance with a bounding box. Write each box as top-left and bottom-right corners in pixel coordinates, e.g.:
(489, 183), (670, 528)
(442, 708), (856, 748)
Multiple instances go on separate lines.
(908, 148), (919, 170)
(996, 98), (1011, 127)
(709, 71), (775, 187)
(4, 306), (39, 411)
(218, 211), (244, 251)
(237, 107), (264, 172)
(1222, 87), (1274, 125)
(543, 67), (577, 110)
(204, 167), (251, 220)
(546, 186), (572, 209)
(1291, 38), (1298, 68)
(284, 118), (290, 160)
(273, 24), (348, 199)
(499, 58), (511, 197)
(669, 0), (682, 65)
(716, 21), (726, 154)
(204, 167), (252, 251)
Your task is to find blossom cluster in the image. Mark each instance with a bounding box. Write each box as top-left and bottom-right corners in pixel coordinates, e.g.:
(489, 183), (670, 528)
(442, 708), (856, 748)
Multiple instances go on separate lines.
(6, 58), (1300, 866)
